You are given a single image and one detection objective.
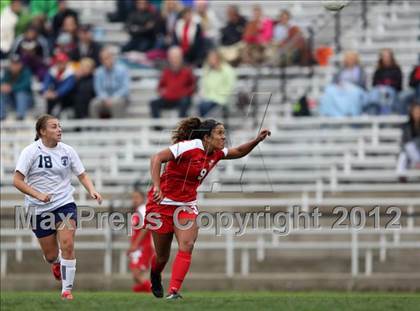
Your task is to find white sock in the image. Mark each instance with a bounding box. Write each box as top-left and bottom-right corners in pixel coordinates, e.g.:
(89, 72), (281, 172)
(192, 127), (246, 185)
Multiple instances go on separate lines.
(61, 258), (76, 293)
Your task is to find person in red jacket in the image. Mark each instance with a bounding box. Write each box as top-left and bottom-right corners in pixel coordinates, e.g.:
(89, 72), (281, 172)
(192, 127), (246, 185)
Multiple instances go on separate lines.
(128, 189), (153, 293)
(150, 46), (195, 119)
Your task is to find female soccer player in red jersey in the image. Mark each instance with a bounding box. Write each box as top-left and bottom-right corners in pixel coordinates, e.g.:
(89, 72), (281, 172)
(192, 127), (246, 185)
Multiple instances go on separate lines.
(145, 117), (271, 299)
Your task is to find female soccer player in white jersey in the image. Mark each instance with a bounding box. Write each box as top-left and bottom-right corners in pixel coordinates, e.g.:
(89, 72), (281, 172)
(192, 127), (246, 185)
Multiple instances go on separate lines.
(144, 117), (270, 299)
(13, 114), (103, 300)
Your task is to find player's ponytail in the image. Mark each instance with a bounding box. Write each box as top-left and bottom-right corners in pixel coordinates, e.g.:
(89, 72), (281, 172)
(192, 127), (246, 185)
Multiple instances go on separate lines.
(172, 117), (202, 143)
(172, 117), (222, 143)
(35, 114), (56, 141)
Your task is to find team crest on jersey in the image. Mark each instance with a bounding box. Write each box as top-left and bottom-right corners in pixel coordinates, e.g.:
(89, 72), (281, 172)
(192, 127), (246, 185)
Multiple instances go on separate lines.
(61, 156), (69, 166)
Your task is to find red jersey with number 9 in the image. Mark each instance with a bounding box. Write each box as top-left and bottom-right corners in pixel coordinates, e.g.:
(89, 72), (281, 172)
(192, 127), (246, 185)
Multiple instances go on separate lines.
(156, 139), (228, 203)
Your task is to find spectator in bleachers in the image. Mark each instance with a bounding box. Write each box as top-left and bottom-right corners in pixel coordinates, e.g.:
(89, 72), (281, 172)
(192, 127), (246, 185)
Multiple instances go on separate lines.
(73, 58), (96, 119)
(122, 0), (158, 53)
(74, 24), (102, 66)
(0, 54), (32, 120)
(198, 50), (236, 118)
(91, 47), (130, 118)
(267, 10), (310, 66)
(396, 101), (420, 182)
(173, 7), (204, 65)
(51, 0), (78, 41)
(55, 15), (79, 61)
(365, 48), (402, 115)
(0, 0), (31, 59)
(218, 5), (247, 65)
(42, 52), (76, 116)
(195, 0), (219, 50)
(11, 25), (50, 80)
(241, 5), (273, 65)
(319, 52), (367, 118)
(158, 0), (183, 48)
(398, 65), (420, 115)
(107, 0), (135, 23)
(150, 46), (195, 119)
(333, 51), (366, 89)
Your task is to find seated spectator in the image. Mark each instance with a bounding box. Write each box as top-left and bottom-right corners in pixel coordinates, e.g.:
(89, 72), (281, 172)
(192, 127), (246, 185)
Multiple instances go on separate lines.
(319, 83), (366, 118)
(173, 7), (204, 65)
(157, 0), (183, 48)
(74, 24), (102, 66)
(199, 50), (236, 118)
(73, 57), (96, 119)
(42, 52), (76, 116)
(396, 102), (420, 182)
(0, 0), (31, 59)
(150, 46), (195, 119)
(365, 48), (402, 115)
(195, 0), (219, 49)
(55, 14), (79, 61)
(267, 10), (310, 66)
(51, 0), (78, 41)
(333, 51), (366, 89)
(398, 64), (420, 115)
(218, 5), (246, 65)
(241, 5), (272, 65)
(122, 0), (157, 53)
(0, 54), (32, 120)
(91, 47), (130, 118)
(11, 25), (50, 80)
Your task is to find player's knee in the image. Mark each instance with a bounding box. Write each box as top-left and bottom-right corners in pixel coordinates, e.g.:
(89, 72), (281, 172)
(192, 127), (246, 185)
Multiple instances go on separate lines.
(44, 252), (59, 263)
(156, 253), (170, 264)
(60, 237), (74, 256)
(178, 240), (195, 253)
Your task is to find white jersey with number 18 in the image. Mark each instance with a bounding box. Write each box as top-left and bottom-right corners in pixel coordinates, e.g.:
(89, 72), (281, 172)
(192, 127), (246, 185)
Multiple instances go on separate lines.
(15, 140), (85, 214)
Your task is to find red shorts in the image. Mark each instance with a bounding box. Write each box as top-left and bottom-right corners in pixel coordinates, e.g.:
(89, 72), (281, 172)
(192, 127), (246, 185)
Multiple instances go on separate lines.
(129, 246), (153, 271)
(144, 200), (198, 234)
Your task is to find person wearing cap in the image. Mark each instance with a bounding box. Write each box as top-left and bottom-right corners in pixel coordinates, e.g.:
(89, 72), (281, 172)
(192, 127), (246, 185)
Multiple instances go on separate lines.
(42, 52), (76, 117)
(0, 54), (33, 120)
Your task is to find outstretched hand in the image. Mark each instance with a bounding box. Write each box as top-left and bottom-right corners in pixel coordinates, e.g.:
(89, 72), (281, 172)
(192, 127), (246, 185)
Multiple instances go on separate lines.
(256, 129), (271, 142)
(90, 191), (103, 204)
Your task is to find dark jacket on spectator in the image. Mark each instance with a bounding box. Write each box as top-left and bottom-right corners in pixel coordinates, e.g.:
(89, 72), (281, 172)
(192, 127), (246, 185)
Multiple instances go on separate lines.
(409, 65), (420, 89)
(74, 40), (102, 66)
(158, 67), (195, 101)
(220, 15), (247, 46)
(173, 19), (203, 64)
(126, 8), (157, 40)
(73, 73), (95, 118)
(11, 34), (49, 61)
(373, 66), (403, 92)
(52, 8), (79, 39)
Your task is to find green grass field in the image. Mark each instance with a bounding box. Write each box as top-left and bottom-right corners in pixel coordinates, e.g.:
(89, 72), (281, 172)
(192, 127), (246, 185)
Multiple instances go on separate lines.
(1, 291), (420, 311)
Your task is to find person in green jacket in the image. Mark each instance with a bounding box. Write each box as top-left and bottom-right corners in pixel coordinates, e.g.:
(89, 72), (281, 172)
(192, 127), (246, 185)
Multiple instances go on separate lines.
(1, 54), (33, 120)
(199, 50), (236, 118)
(30, 0), (58, 19)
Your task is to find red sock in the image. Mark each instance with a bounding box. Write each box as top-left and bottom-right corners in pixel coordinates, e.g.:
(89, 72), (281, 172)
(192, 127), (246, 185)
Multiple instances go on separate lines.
(151, 254), (166, 273)
(169, 250), (191, 293)
(141, 280), (151, 292)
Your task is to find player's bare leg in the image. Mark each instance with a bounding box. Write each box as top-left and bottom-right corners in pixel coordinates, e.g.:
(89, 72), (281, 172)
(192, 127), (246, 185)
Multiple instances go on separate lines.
(150, 232), (173, 298)
(167, 218), (199, 299)
(57, 219), (76, 300)
(131, 268), (151, 292)
(37, 234), (61, 281)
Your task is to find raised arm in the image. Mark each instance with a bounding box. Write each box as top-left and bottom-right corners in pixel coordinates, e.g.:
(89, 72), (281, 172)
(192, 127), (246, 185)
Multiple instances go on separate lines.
(224, 129), (271, 160)
(150, 148), (175, 202)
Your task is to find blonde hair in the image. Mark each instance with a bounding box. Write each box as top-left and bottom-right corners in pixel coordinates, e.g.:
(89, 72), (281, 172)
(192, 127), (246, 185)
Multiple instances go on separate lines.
(79, 57), (95, 72)
(343, 51), (360, 66)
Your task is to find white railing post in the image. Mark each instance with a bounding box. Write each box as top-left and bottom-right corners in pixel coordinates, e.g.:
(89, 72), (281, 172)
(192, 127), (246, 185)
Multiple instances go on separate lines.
(125, 139), (134, 162)
(119, 250), (127, 274)
(371, 122), (379, 146)
(329, 165), (337, 192)
(407, 205), (414, 229)
(343, 151), (351, 175)
(256, 234), (265, 262)
(1, 251), (7, 276)
(16, 236), (22, 262)
(225, 231), (234, 277)
(104, 221), (112, 275)
(240, 249), (250, 276)
(315, 180), (323, 204)
(357, 138), (365, 160)
(351, 229), (359, 276)
(301, 192), (309, 213)
(365, 249), (372, 276)
(379, 234), (387, 262)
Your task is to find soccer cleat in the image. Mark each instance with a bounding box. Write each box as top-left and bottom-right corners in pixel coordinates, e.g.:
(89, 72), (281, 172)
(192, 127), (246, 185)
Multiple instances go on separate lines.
(61, 290), (73, 300)
(165, 293), (182, 300)
(150, 271), (164, 298)
(51, 262), (61, 281)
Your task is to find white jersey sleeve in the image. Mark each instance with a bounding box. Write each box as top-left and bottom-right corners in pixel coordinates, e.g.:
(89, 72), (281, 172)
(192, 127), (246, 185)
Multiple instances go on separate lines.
(169, 139), (203, 158)
(68, 146), (85, 176)
(15, 144), (37, 177)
